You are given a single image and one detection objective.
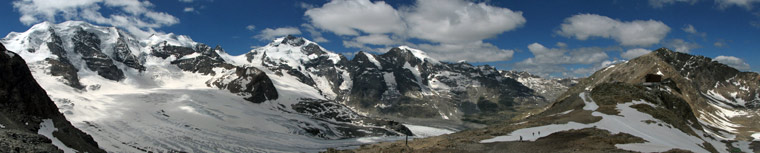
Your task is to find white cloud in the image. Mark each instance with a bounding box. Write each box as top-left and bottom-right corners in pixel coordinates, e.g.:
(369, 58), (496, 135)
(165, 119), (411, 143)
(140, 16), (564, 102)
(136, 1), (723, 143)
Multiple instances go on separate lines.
(682, 24), (706, 37)
(512, 43), (610, 77)
(301, 24), (328, 43)
(304, 0), (526, 62)
(12, 0), (179, 38)
(304, 0), (405, 36)
(354, 34), (395, 45)
(557, 14), (671, 46)
(621, 48), (651, 59)
(714, 55), (751, 71)
(254, 27), (302, 40)
(664, 39), (700, 53)
(183, 7), (195, 12)
(716, 0), (760, 9)
(179, 0), (193, 3)
(649, 0), (698, 8)
(682, 24), (697, 33)
(414, 41), (514, 62)
(556, 42), (568, 48)
(246, 25), (256, 31)
(404, 0), (526, 44)
(714, 41), (726, 47)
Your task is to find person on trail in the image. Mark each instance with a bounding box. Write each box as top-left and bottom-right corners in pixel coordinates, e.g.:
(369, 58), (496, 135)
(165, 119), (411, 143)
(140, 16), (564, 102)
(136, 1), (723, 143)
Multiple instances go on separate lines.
(519, 136), (523, 141)
(532, 132), (534, 136)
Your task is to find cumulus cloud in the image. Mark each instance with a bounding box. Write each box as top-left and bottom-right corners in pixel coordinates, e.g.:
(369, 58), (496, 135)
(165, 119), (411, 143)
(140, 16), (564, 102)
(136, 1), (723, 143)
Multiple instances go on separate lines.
(354, 34), (395, 45)
(682, 24), (706, 37)
(664, 39), (700, 52)
(512, 43), (610, 77)
(556, 42), (568, 48)
(557, 14), (671, 46)
(304, 0), (405, 36)
(648, 0), (698, 8)
(254, 27), (302, 40)
(301, 24), (328, 43)
(404, 0), (526, 44)
(12, 0), (179, 38)
(621, 48), (651, 59)
(179, 0), (193, 3)
(714, 55), (751, 71)
(413, 41), (515, 62)
(246, 25), (256, 31)
(304, 0), (525, 62)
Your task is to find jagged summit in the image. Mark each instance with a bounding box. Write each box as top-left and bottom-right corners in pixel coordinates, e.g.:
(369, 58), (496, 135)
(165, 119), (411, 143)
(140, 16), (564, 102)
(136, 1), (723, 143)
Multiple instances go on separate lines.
(380, 46), (440, 66)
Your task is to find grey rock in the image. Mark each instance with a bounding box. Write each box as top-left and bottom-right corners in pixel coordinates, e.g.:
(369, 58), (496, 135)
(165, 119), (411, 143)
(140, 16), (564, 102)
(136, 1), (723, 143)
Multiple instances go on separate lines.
(72, 28), (124, 81)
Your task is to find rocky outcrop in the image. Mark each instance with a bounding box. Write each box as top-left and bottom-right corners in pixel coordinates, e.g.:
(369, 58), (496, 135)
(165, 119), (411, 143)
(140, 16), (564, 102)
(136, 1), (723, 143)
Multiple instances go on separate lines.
(169, 44), (235, 75)
(208, 66), (278, 103)
(0, 43), (105, 152)
(112, 32), (145, 71)
(45, 31), (85, 89)
(72, 28), (124, 81)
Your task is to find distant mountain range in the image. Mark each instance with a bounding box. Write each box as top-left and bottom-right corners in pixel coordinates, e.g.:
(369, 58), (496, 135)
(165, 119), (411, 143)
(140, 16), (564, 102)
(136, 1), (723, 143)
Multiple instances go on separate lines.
(0, 21), (568, 152)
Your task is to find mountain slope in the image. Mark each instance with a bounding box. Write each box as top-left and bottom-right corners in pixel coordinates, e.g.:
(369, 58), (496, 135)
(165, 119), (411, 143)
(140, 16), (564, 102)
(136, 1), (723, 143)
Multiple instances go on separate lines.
(0, 43), (105, 153)
(337, 48), (760, 153)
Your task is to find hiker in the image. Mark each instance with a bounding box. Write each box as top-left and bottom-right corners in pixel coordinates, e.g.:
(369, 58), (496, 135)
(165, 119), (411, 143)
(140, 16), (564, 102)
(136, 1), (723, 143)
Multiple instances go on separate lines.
(538, 131), (540, 135)
(532, 132), (534, 136)
(519, 136), (522, 141)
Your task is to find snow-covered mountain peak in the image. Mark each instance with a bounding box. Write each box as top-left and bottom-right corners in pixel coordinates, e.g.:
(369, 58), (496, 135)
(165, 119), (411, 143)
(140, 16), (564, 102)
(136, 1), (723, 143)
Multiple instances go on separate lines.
(382, 46), (440, 65)
(247, 35), (344, 68)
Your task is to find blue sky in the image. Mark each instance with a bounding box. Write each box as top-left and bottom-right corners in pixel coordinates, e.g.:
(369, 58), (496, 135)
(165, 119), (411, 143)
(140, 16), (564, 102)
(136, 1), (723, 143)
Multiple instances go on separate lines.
(2, 0), (759, 77)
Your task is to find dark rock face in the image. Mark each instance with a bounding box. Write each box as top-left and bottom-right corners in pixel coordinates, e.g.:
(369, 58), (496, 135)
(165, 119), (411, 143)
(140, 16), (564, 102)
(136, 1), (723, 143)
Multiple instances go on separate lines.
(281, 35), (306, 46)
(72, 28), (124, 81)
(0, 43), (105, 153)
(112, 32), (145, 71)
(208, 67), (279, 103)
(151, 43), (197, 59)
(156, 43), (232, 75)
(344, 48), (545, 123)
(45, 31), (85, 89)
(290, 98), (412, 139)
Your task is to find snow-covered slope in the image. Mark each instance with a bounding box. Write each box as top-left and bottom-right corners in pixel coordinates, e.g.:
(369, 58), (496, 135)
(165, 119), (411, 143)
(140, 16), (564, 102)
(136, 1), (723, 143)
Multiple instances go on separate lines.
(1, 21), (412, 152)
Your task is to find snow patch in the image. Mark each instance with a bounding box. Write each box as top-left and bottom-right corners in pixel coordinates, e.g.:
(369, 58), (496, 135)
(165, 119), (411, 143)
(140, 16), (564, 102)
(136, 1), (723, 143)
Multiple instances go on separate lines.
(178, 52), (201, 60)
(579, 92), (599, 111)
(363, 52), (382, 69)
(480, 122), (591, 142)
(4, 51), (14, 58)
(38, 119), (78, 153)
(403, 124), (456, 138)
